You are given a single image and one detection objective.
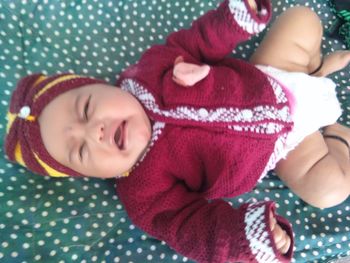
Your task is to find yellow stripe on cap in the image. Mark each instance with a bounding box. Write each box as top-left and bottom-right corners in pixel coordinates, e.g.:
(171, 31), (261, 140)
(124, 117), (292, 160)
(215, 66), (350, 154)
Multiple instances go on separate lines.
(34, 153), (69, 177)
(6, 110), (36, 133)
(6, 112), (17, 133)
(14, 142), (25, 167)
(33, 75), (47, 87)
(33, 74), (81, 102)
(6, 75), (48, 132)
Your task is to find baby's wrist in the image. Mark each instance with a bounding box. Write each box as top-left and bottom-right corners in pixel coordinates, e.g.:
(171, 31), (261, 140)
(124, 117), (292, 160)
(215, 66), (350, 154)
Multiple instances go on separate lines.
(246, 0), (269, 17)
(246, 0), (258, 13)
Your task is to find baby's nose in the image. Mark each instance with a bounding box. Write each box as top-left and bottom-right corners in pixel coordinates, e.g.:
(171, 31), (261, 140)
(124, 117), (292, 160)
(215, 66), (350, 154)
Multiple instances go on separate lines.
(66, 121), (105, 143)
(91, 122), (105, 142)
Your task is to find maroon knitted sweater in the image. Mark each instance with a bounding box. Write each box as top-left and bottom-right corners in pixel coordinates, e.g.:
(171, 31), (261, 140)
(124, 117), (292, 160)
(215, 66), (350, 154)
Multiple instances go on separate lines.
(116, 0), (294, 262)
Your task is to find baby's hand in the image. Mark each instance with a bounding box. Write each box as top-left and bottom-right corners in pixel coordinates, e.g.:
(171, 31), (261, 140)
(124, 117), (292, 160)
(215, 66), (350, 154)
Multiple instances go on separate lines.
(246, 0), (268, 17)
(247, 0), (258, 13)
(172, 56), (210, 87)
(270, 211), (291, 255)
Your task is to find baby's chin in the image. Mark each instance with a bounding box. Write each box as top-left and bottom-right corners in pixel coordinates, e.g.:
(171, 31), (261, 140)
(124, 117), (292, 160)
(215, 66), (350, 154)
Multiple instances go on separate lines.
(69, 127), (152, 179)
(131, 126), (152, 160)
(92, 146), (150, 179)
(136, 139), (152, 162)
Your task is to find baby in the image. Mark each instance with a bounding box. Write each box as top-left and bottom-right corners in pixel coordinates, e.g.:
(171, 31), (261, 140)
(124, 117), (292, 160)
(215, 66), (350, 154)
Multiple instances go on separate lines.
(4, 0), (350, 262)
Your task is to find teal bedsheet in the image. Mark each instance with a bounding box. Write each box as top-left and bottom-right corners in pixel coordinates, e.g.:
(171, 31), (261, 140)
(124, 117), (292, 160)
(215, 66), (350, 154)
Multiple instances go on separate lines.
(0, 0), (349, 262)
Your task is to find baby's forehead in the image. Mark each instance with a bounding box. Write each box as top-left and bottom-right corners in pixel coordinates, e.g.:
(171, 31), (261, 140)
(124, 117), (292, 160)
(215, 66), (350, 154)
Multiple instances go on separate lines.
(85, 82), (115, 88)
(5, 73), (108, 178)
(41, 83), (119, 115)
(74, 82), (116, 92)
(52, 83), (114, 100)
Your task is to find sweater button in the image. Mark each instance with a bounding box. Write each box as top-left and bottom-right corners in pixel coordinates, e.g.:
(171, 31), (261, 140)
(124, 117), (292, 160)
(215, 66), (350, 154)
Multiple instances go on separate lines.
(242, 109), (253, 120)
(18, 106), (31, 119)
(198, 108), (209, 119)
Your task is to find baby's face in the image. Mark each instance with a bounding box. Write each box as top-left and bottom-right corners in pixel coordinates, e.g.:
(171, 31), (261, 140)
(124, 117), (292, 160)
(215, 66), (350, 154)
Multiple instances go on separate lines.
(38, 83), (152, 178)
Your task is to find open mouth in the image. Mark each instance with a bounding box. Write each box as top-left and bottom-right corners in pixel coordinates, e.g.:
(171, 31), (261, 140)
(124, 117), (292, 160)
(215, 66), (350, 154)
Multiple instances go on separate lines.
(114, 121), (127, 150)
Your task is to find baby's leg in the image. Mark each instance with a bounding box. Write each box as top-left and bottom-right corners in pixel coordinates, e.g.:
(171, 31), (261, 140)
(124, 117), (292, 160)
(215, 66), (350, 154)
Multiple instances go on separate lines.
(250, 6), (323, 73)
(250, 6), (350, 208)
(250, 6), (350, 76)
(274, 130), (350, 209)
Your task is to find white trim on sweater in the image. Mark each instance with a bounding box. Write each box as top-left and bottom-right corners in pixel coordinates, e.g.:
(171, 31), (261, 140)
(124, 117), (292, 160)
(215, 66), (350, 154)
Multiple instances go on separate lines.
(266, 76), (288, 104)
(244, 202), (280, 263)
(258, 134), (288, 181)
(120, 78), (291, 135)
(138, 121), (165, 164)
(228, 0), (267, 34)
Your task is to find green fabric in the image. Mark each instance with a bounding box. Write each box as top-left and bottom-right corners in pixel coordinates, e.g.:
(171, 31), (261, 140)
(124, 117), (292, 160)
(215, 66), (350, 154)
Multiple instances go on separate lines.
(339, 22), (350, 49)
(0, 0), (349, 262)
(327, 0), (350, 49)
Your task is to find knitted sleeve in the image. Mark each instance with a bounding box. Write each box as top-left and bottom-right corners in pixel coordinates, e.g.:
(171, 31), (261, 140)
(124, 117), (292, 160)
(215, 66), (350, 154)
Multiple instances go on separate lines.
(165, 0), (271, 63)
(116, 176), (294, 263)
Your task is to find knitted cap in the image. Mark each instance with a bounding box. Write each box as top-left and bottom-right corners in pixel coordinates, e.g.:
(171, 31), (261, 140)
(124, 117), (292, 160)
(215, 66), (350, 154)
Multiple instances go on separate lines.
(4, 73), (105, 177)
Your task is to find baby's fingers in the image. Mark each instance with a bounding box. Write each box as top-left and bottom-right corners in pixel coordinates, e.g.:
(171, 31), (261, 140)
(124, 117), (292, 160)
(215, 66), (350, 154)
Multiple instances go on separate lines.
(247, 0), (257, 12)
(273, 224), (291, 254)
(279, 233), (291, 255)
(269, 211), (277, 231)
(269, 212), (291, 254)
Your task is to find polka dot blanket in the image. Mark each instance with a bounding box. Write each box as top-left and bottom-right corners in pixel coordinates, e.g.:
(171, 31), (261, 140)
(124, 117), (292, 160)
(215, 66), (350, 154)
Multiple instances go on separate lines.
(0, 0), (349, 262)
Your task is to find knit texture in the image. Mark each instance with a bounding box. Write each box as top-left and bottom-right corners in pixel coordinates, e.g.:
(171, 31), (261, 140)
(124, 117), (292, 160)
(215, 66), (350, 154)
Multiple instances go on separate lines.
(116, 0), (294, 262)
(4, 73), (105, 177)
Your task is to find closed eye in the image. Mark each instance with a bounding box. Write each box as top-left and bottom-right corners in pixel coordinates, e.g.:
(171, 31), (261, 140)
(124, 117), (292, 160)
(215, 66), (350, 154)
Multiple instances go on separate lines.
(79, 142), (86, 163)
(83, 95), (91, 121)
